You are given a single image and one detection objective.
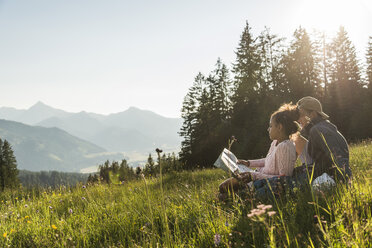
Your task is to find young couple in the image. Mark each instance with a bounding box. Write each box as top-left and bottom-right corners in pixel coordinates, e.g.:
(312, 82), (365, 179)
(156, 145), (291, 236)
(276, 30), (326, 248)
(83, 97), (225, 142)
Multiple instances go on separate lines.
(219, 96), (352, 195)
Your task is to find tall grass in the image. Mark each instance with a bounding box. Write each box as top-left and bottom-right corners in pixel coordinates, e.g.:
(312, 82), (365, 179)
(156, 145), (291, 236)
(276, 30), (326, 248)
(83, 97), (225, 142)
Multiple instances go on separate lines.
(0, 141), (370, 247)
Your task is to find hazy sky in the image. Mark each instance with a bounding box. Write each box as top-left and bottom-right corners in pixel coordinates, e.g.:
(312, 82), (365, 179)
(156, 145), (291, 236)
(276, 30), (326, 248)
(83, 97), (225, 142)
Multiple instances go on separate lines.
(0, 0), (371, 118)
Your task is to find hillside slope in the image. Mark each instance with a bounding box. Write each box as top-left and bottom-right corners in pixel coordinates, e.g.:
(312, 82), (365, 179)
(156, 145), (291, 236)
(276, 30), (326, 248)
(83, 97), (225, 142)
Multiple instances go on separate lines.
(0, 119), (126, 172)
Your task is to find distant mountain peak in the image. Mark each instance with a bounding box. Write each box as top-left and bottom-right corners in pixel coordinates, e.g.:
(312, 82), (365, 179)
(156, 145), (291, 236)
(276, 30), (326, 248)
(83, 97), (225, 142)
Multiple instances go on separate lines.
(29, 101), (51, 110)
(127, 106), (140, 111)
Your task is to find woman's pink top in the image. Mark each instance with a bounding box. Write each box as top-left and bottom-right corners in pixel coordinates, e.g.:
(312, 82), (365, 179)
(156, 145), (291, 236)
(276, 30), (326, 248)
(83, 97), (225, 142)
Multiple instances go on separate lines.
(248, 140), (296, 180)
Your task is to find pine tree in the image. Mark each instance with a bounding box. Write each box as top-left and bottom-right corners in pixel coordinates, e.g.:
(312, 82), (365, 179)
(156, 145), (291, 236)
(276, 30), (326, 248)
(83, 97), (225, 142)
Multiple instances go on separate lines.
(179, 58), (233, 168)
(231, 22), (261, 106)
(281, 27), (320, 102)
(119, 159), (135, 181)
(361, 37), (372, 138)
(0, 138), (4, 190)
(310, 31), (333, 100)
(135, 167), (142, 176)
(99, 160), (111, 183)
(257, 27), (285, 98)
(367, 37), (372, 86)
(208, 58), (232, 119)
(179, 72), (204, 167)
(144, 153), (155, 176)
(0, 139), (19, 190)
(230, 21), (269, 158)
(193, 59), (232, 167)
(328, 26), (363, 138)
(191, 86), (212, 167)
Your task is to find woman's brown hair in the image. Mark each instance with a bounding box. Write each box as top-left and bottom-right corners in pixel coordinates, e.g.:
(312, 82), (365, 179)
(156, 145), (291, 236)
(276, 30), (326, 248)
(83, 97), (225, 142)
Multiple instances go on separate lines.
(271, 103), (300, 137)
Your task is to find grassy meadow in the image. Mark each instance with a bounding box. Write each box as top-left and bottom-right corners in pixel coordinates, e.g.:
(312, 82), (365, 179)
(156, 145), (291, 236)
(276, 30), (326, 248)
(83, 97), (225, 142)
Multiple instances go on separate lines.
(0, 141), (371, 247)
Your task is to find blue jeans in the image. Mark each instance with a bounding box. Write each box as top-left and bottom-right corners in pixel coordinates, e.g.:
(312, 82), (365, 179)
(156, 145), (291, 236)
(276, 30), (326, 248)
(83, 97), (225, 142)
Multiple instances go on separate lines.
(253, 176), (296, 200)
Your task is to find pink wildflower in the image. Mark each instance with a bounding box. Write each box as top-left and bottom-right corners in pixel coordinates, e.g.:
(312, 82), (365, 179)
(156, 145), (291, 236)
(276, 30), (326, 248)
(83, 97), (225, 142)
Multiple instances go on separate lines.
(263, 205), (272, 210)
(247, 213), (255, 218)
(214, 234), (221, 246)
(267, 211), (276, 217)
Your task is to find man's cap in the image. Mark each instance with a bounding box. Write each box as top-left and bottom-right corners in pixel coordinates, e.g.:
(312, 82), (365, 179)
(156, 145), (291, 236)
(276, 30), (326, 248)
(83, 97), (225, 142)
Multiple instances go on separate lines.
(297, 96), (329, 119)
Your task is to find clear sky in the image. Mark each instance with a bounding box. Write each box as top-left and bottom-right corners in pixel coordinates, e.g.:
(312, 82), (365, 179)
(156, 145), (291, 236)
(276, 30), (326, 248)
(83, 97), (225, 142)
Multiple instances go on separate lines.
(0, 0), (371, 118)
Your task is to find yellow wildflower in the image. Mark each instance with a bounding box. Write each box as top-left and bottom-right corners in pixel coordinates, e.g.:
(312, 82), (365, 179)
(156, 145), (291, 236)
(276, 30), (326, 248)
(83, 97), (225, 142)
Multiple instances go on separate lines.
(3, 232), (7, 238)
(27, 221), (31, 224)
(51, 225), (57, 230)
(25, 216), (29, 219)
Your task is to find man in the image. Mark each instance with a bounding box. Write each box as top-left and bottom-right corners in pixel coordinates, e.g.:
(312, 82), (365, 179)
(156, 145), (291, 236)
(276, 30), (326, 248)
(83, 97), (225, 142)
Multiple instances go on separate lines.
(295, 96), (352, 182)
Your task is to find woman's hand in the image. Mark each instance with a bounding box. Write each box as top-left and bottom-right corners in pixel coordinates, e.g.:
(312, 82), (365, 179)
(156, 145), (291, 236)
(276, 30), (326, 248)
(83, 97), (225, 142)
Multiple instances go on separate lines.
(237, 159), (250, 166)
(236, 172), (253, 183)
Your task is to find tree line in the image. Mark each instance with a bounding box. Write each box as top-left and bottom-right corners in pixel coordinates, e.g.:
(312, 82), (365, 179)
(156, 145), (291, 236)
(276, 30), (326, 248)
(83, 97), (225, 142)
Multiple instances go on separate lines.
(179, 23), (372, 169)
(18, 170), (89, 188)
(0, 137), (91, 189)
(88, 152), (183, 184)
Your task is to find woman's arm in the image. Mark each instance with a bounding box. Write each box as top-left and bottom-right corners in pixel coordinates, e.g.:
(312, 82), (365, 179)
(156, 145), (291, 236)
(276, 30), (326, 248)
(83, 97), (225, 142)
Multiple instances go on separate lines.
(249, 171), (277, 180)
(237, 158), (265, 168)
(250, 142), (296, 180)
(248, 158), (265, 167)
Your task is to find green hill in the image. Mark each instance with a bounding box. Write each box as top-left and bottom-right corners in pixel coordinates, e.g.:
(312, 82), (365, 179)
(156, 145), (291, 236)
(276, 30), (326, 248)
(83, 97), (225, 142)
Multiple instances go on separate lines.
(0, 141), (370, 247)
(0, 119), (126, 172)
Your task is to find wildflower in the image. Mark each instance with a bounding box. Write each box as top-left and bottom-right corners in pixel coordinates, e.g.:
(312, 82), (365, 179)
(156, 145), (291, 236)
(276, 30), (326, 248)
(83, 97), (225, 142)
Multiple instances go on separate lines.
(256, 210), (265, 216)
(49, 206), (53, 210)
(25, 216), (30, 219)
(257, 204), (265, 209)
(214, 234), (221, 246)
(3, 232), (6, 238)
(262, 205), (272, 210)
(247, 213), (255, 218)
(69, 209), (73, 214)
(82, 185), (86, 189)
(27, 221), (31, 224)
(313, 215), (319, 223)
(267, 211), (276, 217)
(81, 197), (86, 200)
(24, 204), (28, 208)
(250, 208), (265, 216)
(155, 148), (163, 153)
(51, 225), (57, 230)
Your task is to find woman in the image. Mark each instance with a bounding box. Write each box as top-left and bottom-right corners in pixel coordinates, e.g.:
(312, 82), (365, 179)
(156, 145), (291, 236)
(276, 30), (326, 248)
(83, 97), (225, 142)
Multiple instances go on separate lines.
(219, 104), (299, 194)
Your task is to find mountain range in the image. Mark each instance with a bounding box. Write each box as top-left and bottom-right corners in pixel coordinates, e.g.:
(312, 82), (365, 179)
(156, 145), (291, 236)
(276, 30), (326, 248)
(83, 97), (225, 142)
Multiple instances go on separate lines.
(0, 102), (182, 172)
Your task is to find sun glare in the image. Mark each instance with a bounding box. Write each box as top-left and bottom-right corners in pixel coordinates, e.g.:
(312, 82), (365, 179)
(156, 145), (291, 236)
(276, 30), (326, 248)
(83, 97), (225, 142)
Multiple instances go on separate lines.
(296, 0), (370, 35)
